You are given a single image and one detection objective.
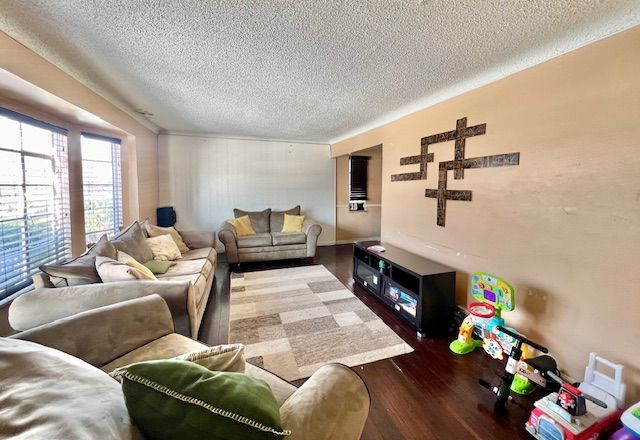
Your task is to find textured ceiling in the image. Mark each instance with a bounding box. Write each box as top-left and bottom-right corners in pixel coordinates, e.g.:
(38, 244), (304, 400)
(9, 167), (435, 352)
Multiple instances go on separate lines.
(0, 1), (639, 143)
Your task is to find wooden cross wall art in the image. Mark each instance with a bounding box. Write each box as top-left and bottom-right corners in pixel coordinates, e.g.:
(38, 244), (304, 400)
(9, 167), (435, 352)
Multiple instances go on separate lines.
(391, 117), (520, 227)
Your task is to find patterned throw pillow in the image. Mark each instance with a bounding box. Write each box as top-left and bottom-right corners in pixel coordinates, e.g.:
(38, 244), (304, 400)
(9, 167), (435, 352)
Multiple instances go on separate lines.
(116, 251), (157, 280)
(145, 235), (182, 261)
(145, 224), (190, 254)
(111, 360), (290, 440)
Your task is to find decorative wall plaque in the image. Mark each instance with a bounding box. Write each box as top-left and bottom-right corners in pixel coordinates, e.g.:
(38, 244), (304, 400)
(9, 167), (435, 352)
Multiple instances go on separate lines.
(391, 117), (520, 226)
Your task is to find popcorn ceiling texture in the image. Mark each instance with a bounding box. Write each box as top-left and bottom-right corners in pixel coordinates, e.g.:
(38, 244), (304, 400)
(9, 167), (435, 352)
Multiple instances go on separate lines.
(0, 0), (638, 143)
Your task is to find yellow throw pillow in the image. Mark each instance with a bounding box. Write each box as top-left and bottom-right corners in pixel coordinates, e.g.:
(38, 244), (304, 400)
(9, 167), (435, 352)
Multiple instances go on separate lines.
(227, 215), (256, 237)
(117, 251), (157, 280)
(281, 214), (305, 232)
(145, 224), (190, 254)
(126, 259), (157, 280)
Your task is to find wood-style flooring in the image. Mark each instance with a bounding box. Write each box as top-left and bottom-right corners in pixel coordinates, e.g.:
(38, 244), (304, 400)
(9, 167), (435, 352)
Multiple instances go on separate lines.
(199, 245), (536, 440)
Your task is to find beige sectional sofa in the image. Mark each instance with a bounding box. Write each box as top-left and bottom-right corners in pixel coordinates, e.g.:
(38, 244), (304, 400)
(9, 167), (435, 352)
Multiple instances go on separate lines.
(2, 295), (370, 439)
(219, 206), (322, 264)
(9, 221), (216, 338)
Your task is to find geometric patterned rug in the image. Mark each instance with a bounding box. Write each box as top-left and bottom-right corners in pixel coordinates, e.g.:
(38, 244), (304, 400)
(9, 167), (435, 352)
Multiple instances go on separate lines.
(229, 265), (413, 381)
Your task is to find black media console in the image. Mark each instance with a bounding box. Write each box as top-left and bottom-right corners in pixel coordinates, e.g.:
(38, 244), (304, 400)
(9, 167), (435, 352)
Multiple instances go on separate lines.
(353, 241), (456, 338)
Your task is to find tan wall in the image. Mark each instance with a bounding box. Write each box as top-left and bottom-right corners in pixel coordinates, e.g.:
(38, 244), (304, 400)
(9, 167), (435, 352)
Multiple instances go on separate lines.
(336, 146), (383, 242)
(0, 31), (158, 224)
(332, 27), (640, 402)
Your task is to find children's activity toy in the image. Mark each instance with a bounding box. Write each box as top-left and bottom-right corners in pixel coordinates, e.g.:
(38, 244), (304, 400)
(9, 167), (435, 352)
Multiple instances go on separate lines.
(450, 272), (515, 355)
(525, 353), (626, 440)
(610, 402), (640, 439)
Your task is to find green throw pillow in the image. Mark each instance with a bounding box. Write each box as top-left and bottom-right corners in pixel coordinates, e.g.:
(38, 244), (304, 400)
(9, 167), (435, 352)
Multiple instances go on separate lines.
(143, 260), (176, 274)
(111, 360), (289, 440)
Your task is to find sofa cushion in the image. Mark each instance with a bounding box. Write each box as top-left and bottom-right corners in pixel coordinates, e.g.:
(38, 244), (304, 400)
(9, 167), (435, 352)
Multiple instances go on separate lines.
(271, 232), (307, 246)
(0, 337), (141, 439)
(270, 206), (301, 233)
(112, 222), (155, 263)
(245, 364), (297, 406)
(157, 258), (213, 283)
(237, 233), (273, 248)
(234, 208), (272, 233)
(237, 243), (306, 254)
(181, 247), (217, 265)
(112, 360), (290, 440)
(40, 234), (117, 286)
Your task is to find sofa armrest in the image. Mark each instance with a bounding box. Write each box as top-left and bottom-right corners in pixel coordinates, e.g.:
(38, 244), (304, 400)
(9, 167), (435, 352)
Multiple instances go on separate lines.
(10, 295), (175, 368)
(303, 219), (322, 257)
(279, 364), (369, 440)
(218, 221), (239, 263)
(9, 280), (191, 336)
(178, 230), (216, 249)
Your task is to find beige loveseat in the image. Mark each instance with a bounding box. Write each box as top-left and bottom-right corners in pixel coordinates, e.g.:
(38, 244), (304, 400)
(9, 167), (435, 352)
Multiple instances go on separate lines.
(219, 207), (322, 264)
(8, 221), (216, 338)
(2, 295), (370, 439)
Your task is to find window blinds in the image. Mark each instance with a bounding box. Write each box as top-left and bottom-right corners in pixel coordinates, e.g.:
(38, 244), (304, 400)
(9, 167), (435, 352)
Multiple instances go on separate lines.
(0, 108), (71, 300)
(81, 133), (123, 244)
(349, 156), (369, 201)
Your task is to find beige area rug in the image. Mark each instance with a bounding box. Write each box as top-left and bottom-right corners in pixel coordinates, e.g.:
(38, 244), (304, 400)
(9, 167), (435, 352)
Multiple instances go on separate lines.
(229, 265), (414, 381)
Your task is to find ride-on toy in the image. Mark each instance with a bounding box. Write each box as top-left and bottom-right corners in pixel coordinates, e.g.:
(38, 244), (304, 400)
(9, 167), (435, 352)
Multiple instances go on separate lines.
(479, 325), (553, 411)
(525, 353), (626, 440)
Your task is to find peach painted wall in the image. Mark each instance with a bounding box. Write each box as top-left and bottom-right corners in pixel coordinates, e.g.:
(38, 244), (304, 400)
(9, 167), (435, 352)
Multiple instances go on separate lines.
(0, 31), (159, 224)
(332, 27), (640, 402)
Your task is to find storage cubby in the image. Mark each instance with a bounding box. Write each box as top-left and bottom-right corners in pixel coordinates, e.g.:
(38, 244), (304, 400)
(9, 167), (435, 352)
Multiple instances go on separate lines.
(353, 241), (456, 337)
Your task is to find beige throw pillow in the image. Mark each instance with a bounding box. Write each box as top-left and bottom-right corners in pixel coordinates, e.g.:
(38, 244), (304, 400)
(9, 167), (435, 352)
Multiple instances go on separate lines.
(145, 224), (190, 253)
(173, 344), (245, 373)
(111, 222), (155, 263)
(145, 235), (182, 261)
(95, 256), (155, 282)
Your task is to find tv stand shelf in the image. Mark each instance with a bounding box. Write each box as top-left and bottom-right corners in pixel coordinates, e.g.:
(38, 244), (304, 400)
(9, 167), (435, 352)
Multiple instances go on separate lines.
(353, 241), (456, 337)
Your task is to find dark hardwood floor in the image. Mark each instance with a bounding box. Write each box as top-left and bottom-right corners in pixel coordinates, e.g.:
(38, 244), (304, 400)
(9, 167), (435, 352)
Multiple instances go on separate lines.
(199, 245), (537, 440)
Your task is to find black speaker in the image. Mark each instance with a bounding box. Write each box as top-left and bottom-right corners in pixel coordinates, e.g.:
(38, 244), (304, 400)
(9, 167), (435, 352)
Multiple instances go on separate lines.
(157, 206), (177, 227)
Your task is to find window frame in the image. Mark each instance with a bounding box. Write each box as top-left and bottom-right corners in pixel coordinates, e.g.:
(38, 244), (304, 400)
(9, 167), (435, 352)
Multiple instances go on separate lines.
(80, 132), (123, 244)
(0, 108), (71, 301)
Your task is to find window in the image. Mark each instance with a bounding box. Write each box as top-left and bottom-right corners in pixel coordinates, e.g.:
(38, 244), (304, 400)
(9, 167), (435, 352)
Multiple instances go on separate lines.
(349, 155), (369, 201)
(81, 133), (122, 244)
(0, 108), (70, 300)
(349, 155), (369, 211)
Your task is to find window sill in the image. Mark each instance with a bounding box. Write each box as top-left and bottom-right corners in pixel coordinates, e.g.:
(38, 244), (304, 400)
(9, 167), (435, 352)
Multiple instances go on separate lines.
(0, 284), (35, 308)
